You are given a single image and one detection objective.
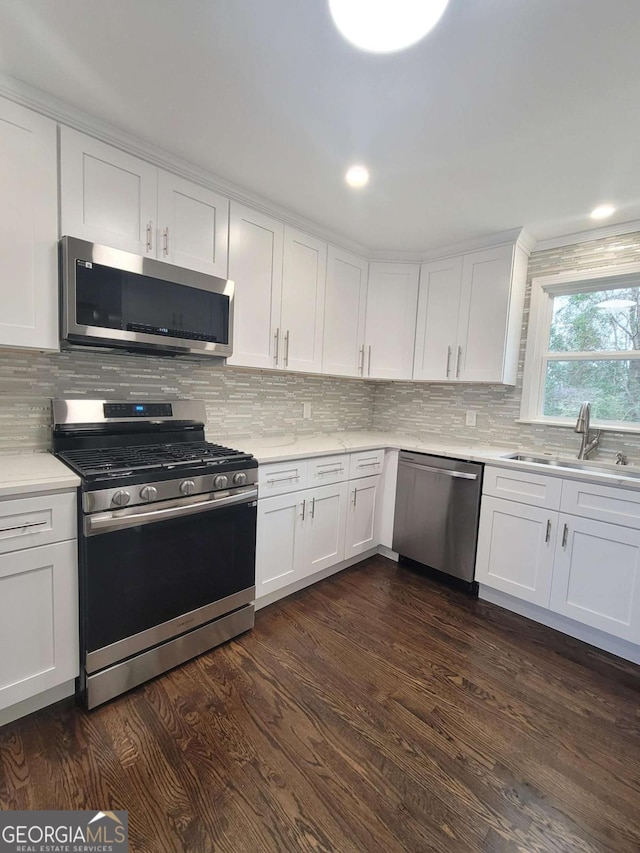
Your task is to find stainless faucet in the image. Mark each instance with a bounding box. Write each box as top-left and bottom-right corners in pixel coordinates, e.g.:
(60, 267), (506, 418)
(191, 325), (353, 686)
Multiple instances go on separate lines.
(574, 402), (601, 460)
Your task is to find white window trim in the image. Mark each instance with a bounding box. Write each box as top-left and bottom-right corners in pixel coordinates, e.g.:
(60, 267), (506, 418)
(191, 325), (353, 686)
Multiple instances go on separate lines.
(520, 261), (640, 432)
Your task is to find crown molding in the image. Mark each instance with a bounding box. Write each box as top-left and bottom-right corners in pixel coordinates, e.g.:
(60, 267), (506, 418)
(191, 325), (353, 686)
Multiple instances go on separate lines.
(533, 219), (640, 252)
(0, 72), (370, 257)
(370, 227), (536, 264)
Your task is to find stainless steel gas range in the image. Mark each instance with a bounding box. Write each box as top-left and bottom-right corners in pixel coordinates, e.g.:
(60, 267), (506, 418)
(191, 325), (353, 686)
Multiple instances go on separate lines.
(52, 399), (257, 709)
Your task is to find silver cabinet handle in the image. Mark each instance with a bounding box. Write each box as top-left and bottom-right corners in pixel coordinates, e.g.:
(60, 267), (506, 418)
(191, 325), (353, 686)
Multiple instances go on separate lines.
(310, 498), (316, 518)
(357, 461), (380, 469)
(300, 499), (306, 521)
(352, 487), (358, 507)
(146, 221), (153, 252)
(358, 345), (365, 376)
(284, 330), (290, 367)
(367, 345), (372, 376)
(545, 519), (551, 543)
(274, 327), (280, 365)
(0, 519), (47, 534)
(562, 523), (568, 548)
(266, 474), (300, 485)
(446, 345), (452, 378)
(86, 488), (257, 536)
(456, 345), (462, 378)
(317, 467), (344, 476)
(162, 226), (169, 256)
(399, 461), (477, 480)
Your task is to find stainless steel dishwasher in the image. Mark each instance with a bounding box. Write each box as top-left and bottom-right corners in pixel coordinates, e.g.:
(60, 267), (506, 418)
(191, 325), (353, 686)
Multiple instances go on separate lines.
(392, 451), (483, 587)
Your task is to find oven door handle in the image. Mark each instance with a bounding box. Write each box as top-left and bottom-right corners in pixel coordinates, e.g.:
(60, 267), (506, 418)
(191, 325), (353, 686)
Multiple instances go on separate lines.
(85, 488), (258, 536)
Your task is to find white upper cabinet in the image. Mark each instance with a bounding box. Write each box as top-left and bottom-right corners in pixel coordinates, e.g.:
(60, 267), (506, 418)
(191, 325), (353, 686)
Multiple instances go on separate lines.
(226, 203), (284, 369)
(156, 171), (229, 277)
(228, 205), (328, 374)
(0, 97), (58, 351)
(364, 263), (420, 380)
(413, 241), (528, 385)
(413, 256), (463, 380)
(60, 126), (158, 256)
(458, 244), (521, 383)
(60, 127), (229, 276)
(280, 227), (327, 374)
(322, 247), (368, 377)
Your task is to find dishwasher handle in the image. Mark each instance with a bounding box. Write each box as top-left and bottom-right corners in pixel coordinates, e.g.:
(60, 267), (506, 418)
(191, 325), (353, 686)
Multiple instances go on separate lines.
(399, 460), (478, 480)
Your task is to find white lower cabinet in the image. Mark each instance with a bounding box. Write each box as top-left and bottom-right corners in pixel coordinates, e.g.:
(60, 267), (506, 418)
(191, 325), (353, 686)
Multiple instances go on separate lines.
(478, 466), (640, 652)
(345, 475), (381, 558)
(475, 496), (556, 607)
(0, 540), (78, 711)
(256, 481), (348, 598)
(550, 514), (640, 643)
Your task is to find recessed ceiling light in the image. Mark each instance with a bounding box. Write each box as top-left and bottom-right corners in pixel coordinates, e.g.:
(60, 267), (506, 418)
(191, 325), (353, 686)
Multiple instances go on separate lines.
(329, 0), (449, 54)
(590, 204), (616, 220)
(345, 165), (370, 188)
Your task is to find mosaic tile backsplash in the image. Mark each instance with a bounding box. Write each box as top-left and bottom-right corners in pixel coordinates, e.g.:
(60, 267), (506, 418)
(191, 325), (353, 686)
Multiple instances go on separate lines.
(2, 230), (640, 460)
(0, 350), (375, 453)
(373, 230), (640, 463)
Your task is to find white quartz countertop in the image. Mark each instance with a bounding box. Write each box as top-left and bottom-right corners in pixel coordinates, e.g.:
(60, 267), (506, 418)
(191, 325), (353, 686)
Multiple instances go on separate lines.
(219, 430), (640, 491)
(0, 453), (80, 498)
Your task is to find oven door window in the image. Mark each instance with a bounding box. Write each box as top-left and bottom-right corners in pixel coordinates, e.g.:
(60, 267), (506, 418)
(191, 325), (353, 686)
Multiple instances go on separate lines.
(83, 501), (256, 653)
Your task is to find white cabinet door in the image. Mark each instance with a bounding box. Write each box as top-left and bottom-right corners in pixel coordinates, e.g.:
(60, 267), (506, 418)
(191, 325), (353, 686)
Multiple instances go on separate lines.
(475, 496), (556, 607)
(0, 541), (78, 711)
(227, 203), (284, 369)
(364, 263), (419, 380)
(0, 97), (58, 350)
(345, 475), (381, 558)
(256, 491), (304, 597)
(550, 514), (640, 642)
(413, 257), (463, 381)
(157, 171), (229, 277)
(303, 482), (348, 576)
(280, 227), (326, 374)
(322, 247), (368, 377)
(60, 126), (158, 256)
(457, 244), (515, 383)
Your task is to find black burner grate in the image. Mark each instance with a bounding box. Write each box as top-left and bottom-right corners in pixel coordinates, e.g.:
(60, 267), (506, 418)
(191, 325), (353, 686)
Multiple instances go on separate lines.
(58, 441), (251, 476)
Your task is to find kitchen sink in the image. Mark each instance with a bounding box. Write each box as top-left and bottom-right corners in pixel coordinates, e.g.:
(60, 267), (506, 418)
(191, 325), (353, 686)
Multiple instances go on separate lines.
(504, 453), (640, 479)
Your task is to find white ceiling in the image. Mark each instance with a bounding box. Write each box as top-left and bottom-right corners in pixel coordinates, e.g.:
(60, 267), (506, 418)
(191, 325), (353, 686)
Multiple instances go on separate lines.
(1, 0), (640, 253)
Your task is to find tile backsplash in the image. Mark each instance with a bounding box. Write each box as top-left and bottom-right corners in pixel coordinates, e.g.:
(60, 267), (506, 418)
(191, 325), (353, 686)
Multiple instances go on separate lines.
(0, 349), (375, 453)
(2, 229), (640, 459)
(373, 230), (640, 463)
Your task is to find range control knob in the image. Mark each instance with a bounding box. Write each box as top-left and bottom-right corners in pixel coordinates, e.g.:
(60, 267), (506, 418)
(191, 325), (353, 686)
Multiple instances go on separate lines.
(180, 479), (196, 496)
(112, 490), (131, 507)
(214, 474), (229, 489)
(233, 472), (247, 486)
(139, 485), (158, 503)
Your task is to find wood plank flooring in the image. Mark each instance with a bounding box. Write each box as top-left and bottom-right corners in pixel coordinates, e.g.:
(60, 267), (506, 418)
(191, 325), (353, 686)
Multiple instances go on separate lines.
(1, 555), (640, 852)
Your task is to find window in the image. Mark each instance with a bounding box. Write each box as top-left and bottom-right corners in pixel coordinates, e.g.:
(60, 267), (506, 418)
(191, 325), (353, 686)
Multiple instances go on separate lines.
(521, 265), (640, 430)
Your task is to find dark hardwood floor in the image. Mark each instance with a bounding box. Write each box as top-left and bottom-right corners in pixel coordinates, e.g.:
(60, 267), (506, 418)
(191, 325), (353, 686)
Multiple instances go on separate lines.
(1, 555), (640, 852)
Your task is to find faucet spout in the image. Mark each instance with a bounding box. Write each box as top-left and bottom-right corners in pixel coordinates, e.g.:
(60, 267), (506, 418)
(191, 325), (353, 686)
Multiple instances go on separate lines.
(574, 402), (601, 459)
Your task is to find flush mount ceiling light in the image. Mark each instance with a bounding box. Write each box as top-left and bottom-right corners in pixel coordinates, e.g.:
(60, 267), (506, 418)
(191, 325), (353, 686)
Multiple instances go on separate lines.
(329, 0), (449, 53)
(590, 204), (616, 220)
(345, 164), (370, 188)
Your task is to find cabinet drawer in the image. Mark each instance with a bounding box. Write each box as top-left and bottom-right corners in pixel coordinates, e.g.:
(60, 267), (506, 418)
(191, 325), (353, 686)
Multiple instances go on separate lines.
(0, 492), (76, 556)
(348, 449), (385, 479)
(561, 479), (640, 530)
(259, 459), (309, 497)
(483, 466), (562, 510)
(308, 454), (348, 486)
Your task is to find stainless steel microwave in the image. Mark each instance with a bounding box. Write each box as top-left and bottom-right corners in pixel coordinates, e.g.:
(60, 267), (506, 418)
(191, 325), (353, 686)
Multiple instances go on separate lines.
(60, 236), (234, 357)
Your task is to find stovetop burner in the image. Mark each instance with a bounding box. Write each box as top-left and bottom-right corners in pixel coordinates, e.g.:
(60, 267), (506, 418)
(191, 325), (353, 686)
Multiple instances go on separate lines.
(58, 440), (253, 477)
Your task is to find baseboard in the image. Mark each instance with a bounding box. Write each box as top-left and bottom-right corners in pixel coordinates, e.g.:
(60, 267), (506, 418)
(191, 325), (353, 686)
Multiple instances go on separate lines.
(378, 545), (399, 561)
(0, 680), (75, 728)
(479, 585), (640, 666)
(255, 548), (379, 610)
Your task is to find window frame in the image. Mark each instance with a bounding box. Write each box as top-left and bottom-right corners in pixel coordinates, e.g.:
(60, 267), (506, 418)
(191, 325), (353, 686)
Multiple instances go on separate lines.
(520, 262), (640, 432)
